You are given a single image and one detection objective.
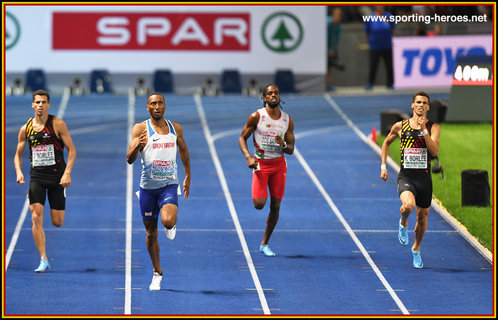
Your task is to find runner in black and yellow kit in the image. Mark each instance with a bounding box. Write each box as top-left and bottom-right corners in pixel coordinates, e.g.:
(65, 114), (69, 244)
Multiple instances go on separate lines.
(14, 90), (76, 272)
(380, 91), (440, 268)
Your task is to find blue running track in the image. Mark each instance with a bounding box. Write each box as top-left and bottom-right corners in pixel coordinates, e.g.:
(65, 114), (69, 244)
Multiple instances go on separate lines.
(3, 91), (494, 316)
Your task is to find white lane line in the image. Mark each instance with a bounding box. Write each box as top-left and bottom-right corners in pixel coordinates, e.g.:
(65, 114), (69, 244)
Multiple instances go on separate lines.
(320, 94), (410, 314)
(4, 197), (30, 271)
(293, 146), (409, 315)
(211, 128), (241, 142)
(69, 122), (124, 135)
(124, 88), (135, 315)
(324, 93), (492, 264)
(5, 90), (71, 272)
(56, 87), (71, 119)
(194, 94), (271, 315)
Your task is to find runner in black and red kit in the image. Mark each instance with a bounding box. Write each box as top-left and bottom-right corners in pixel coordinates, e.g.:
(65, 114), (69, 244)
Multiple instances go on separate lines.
(380, 91), (440, 268)
(14, 90), (77, 272)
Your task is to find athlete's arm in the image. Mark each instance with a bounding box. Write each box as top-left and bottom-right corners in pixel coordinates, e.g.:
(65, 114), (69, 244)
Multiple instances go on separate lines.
(14, 125), (27, 184)
(283, 116), (295, 155)
(173, 123), (191, 199)
(54, 117), (77, 187)
(423, 121), (440, 157)
(238, 112), (259, 169)
(380, 120), (402, 181)
(127, 122), (147, 164)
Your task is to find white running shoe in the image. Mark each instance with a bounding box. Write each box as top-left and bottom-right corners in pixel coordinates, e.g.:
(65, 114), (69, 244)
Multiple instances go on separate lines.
(149, 272), (162, 291)
(165, 225), (176, 240)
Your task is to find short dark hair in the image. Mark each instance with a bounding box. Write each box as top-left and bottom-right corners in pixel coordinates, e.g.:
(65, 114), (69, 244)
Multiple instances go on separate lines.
(147, 92), (165, 102)
(413, 91), (430, 104)
(32, 89), (50, 103)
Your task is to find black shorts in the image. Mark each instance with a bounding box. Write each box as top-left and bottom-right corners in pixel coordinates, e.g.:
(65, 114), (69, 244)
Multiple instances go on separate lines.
(29, 179), (66, 210)
(397, 170), (433, 208)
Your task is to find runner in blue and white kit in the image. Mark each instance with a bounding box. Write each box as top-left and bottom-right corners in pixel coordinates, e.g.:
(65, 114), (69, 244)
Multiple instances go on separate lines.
(127, 93), (191, 290)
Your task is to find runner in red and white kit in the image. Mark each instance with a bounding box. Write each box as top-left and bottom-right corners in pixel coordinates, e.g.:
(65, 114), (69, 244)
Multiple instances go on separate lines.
(239, 84), (295, 256)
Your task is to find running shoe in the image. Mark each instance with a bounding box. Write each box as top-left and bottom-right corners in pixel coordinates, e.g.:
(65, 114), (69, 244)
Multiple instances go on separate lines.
(165, 225), (176, 240)
(398, 219), (408, 246)
(34, 258), (51, 273)
(412, 248), (423, 268)
(149, 271), (162, 291)
(260, 245), (276, 257)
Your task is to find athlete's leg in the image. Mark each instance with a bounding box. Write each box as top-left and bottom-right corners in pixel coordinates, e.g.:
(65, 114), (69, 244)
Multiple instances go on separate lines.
(143, 219), (162, 275)
(262, 197), (281, 245)
(161, 204), (178, 229)
(399, 190), (415, 227)
(252, 168), (269, 210)
(30, 203), (47, 259)
(50, 209), (65, 227)
(48, 184), (66, 227)
(253, 198), (267, 210)
(413, 206), (429, 252)
(262, 164), (286, 246)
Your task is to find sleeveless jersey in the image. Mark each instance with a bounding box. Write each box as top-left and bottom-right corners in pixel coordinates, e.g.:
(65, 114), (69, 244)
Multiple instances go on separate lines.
(25, 115), (66, 181)
(253, 108), (290, 160)
(140, 119), (178, 189)
(400, 119), (434, 172)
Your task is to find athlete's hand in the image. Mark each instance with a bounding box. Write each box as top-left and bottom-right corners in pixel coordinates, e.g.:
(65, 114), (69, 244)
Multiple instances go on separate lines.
(418, 116), (429, 129)
(16, 172), (25, 184)
(275, 135), (285, 147)
(138, 129), (148, 149)
(183, 176), (190, 199)
(380, 169), (388, 181)
(60, 172), (72, 187)
(247, 157), (259, 169)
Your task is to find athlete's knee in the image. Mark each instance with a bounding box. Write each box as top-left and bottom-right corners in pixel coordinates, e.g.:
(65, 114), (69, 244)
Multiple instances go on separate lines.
(253, 198), (266, 210)
(52, 220), (63, 228)
(51, 210), (65, 227)
(267, 210), (279, 224)
(416, 209), (429, 224)
(400, 197), (415, 214)
(269, 200), (281, 212)
(30, 208), (44, 225)
(162, 216), (176, 229)
(145, 231), (158, 245)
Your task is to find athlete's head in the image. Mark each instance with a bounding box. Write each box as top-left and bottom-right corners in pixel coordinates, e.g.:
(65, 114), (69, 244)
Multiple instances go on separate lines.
(411, 91), (430, 116)
(147, 93), (166, 121)
(262, 84), (281, 109)
(32, 89), (50, 103)
(412, 91), (430, 104)
(32, 90), (50, 115)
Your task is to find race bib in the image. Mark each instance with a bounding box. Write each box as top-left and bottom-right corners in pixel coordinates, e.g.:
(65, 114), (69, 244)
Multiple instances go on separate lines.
(403, 148), (427, 169)
(151, 159), (175, 180)
(32, 144), (56, 167)
(261, 130), (281, 151)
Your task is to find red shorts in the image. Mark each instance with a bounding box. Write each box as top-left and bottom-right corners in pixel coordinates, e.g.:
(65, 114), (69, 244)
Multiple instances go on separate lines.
(252, 156), (287, 200)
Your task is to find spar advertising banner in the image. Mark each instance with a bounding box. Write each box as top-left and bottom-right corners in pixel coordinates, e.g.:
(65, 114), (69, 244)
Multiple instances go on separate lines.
(5, 5), (326, 73)
(392, 34), (493, 89)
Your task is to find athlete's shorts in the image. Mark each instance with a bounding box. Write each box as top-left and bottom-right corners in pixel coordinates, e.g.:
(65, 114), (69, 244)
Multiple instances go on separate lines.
(139, 184), (179, 220)
(29, 178), (66, 210)
(397, 170), (433, 208)
(252, 156), (287, 200)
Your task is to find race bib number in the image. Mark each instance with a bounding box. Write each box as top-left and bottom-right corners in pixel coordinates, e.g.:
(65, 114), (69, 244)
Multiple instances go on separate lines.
(261, 131), (281, 151)
(151, 159), (175, 180)
(403, 148), (427, 169)
(32, 144), (56, 167)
